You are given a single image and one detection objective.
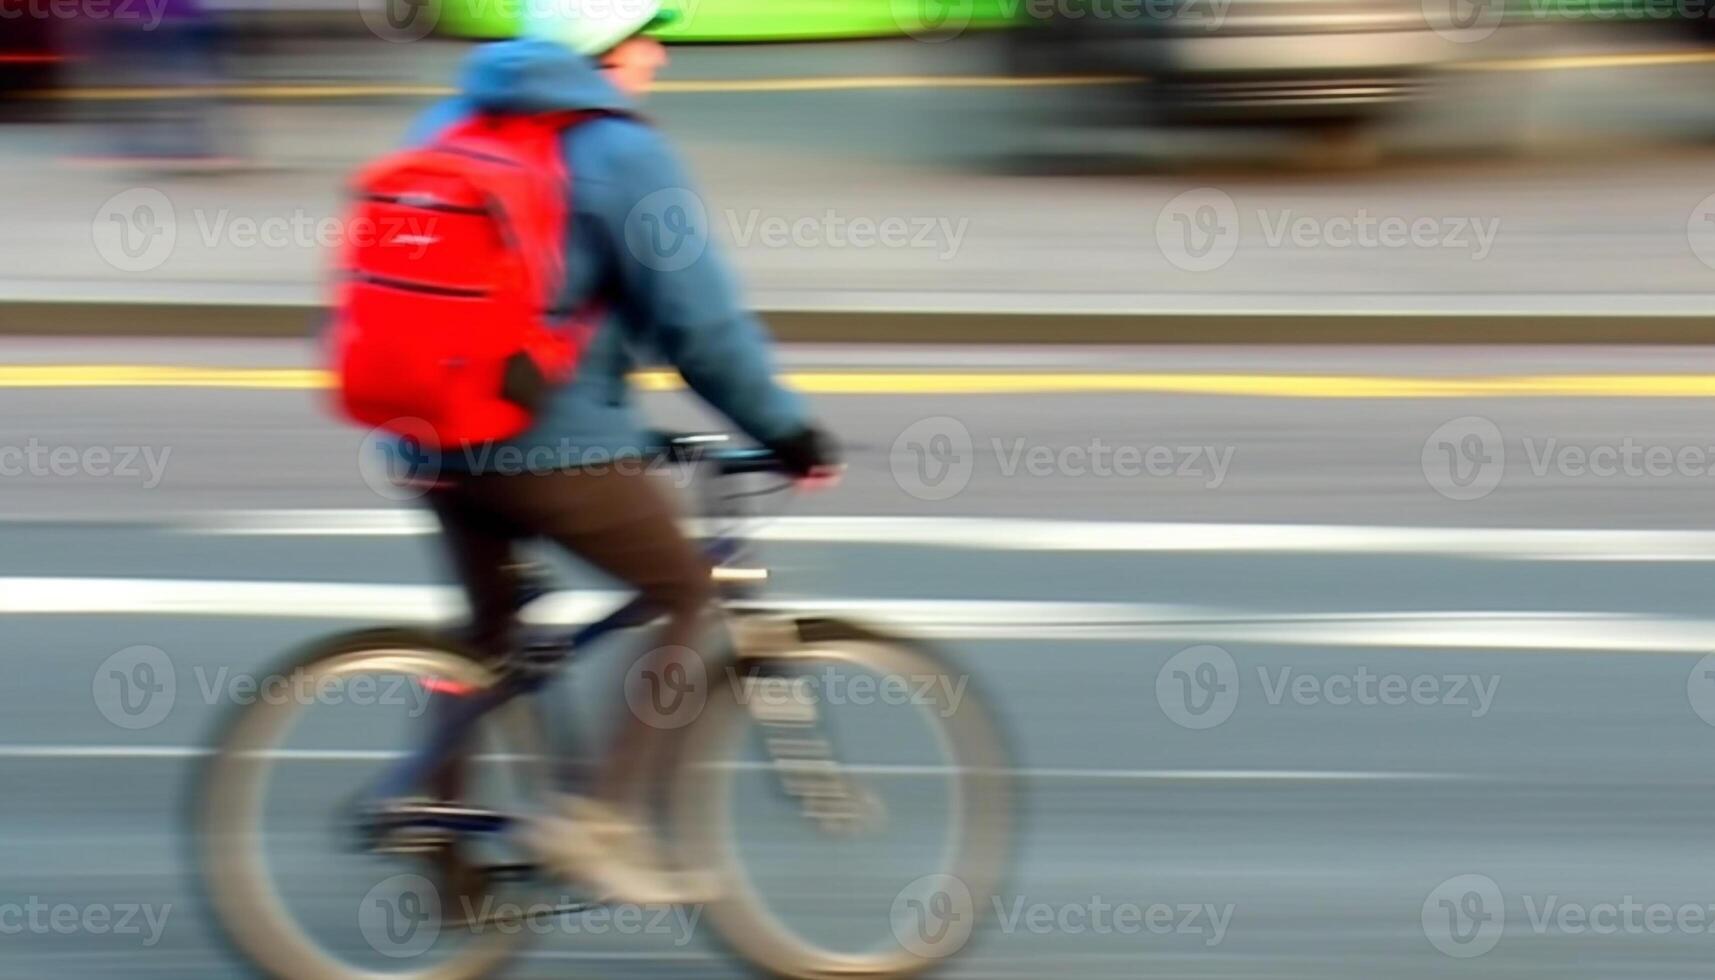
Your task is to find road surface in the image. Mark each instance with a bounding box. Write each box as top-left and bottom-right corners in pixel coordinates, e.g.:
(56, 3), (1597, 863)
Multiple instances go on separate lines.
(5, 343), (1715, 977)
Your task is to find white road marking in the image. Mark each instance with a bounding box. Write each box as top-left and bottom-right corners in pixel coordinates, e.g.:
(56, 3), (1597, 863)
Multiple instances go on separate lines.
(0, 746), (1462, 782)
(2, 576), (1712, 652)
(175, 511), (1715, 562)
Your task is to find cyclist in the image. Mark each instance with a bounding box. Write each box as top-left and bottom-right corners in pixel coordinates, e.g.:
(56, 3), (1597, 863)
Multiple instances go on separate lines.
(402, 0), (840, 904)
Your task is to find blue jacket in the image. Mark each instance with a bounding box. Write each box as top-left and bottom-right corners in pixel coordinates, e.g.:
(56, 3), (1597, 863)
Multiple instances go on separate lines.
(405, 39), (808, 472)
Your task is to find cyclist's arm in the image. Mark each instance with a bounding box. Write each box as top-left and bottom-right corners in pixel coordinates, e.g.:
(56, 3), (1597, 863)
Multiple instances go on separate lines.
(591, 125), (812, 447)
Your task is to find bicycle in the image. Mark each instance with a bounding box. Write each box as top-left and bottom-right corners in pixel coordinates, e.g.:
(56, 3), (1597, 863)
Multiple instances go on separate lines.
(192, 432), (1014, 980)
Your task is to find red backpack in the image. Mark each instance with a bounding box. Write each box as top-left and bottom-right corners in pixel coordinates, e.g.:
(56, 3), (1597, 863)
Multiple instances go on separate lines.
(329, 111), (599, 450)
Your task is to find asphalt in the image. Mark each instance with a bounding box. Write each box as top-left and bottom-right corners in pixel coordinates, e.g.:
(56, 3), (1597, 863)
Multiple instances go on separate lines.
(12, 341), (1715, 526)
(6, 343), (1715, 977)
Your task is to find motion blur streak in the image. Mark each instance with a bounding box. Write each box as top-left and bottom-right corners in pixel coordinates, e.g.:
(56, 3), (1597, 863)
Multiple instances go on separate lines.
(18, 366), (1715, 397)
(10, 0), (1715, 976)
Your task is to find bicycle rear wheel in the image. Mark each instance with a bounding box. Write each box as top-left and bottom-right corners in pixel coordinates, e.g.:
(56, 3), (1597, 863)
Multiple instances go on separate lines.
(193, 628), (547, 980)
(671, 616), (1013, 978)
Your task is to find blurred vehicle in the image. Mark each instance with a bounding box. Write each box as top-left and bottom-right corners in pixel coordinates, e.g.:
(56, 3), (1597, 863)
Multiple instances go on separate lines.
(436, 0), (1017, 41)
(1007, 0), (1453, 130)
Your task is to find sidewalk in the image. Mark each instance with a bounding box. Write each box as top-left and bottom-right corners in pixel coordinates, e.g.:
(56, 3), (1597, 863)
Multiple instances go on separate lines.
(10, 35), (1715, 338)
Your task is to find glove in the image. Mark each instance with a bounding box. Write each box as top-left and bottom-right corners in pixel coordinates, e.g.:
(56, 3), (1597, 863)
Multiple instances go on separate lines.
(766, 425), (841, 479)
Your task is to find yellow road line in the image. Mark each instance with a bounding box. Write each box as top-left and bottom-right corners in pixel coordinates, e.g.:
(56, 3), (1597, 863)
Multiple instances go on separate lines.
(9, 365), (1715, 398)
(1455, 48), (1715, 73)
(0, 366), (331, 389)
(35, 48), (1715, 102)
(657, 74), (1137, 93)
(37, 74), (1134, 101)
(37, 83), (458, 101)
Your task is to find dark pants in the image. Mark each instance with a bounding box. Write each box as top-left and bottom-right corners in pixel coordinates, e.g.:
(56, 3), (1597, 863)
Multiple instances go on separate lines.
(425, 466), (713, 806)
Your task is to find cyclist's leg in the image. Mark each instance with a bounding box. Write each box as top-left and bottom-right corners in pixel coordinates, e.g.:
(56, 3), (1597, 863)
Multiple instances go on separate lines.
(424, 478), (526, 803)
(444, 466), (716, 899)
(417, 478), (531, 911)
(452, 465), (713, 804)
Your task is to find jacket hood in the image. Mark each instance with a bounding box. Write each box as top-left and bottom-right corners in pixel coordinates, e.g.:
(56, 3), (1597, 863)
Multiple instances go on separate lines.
(456, 39), (634, 115)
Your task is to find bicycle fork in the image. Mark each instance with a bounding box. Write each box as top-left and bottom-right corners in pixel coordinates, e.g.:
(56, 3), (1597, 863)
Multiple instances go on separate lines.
(730, 615), (886, 837)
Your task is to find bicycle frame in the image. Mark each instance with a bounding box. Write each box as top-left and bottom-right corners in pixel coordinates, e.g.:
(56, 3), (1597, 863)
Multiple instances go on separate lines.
(360, 438), (782, 836)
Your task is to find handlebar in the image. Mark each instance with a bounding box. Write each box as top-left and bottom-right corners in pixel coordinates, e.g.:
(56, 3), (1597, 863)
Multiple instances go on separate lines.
(648, 431), (784, 476)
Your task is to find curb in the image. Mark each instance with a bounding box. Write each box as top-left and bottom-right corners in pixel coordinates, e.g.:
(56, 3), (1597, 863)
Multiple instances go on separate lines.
(5, 301), (1715, 344)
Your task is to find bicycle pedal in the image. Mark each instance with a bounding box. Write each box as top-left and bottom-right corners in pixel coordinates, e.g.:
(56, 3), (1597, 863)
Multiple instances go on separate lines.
(466, 899), (601, 930)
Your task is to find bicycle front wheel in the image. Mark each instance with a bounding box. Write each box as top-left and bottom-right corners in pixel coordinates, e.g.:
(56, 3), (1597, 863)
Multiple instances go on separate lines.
(671, 616), (1013, 979)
